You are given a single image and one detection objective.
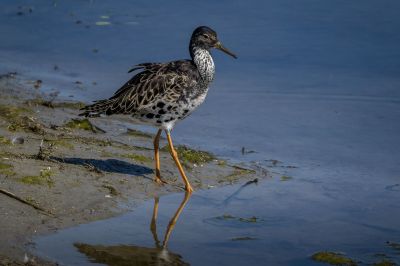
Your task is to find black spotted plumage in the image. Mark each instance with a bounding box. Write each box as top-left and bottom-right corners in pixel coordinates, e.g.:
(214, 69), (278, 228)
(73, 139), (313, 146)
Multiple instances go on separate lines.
(79, 26), (236, 192)
(80, 61), (199, 121)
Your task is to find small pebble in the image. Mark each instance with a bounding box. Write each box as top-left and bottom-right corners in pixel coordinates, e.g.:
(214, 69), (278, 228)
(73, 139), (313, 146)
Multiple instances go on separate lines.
(12, 136), (25, 145)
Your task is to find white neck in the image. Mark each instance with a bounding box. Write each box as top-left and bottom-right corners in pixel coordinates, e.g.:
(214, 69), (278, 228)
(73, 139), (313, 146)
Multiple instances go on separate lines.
(193, 48), (215, 83)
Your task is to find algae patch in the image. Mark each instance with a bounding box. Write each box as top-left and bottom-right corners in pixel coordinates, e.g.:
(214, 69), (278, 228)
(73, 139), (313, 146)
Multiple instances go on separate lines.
(45, 139), (74, 150)
(64, 119), (104, 133)
(0, 136), (11, 145)
(101, 151), (152, 163)
(121, 153), (152, 163)
(0, 104), (32, 120)
(19, 167), (54, 187)
(0, 161), (15, 176)
(161, 145), (215, 164)
(0, 104), (44, 133)
(25, 98), (85, 109)
(311, 251), (357, 266)
(280, 175), (293, 181)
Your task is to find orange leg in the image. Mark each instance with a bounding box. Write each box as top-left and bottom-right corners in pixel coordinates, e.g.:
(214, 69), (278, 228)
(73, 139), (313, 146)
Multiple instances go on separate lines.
(153, 129), (163, 184)
(165, 130), (193, 193)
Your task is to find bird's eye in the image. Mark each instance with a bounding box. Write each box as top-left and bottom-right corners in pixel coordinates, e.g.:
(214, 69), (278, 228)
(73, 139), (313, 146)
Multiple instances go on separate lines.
(202, 34), (210, 39)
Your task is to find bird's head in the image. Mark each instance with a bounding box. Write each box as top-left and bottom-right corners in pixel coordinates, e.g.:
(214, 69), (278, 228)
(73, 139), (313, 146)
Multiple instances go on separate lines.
(190, 26), (237, 59)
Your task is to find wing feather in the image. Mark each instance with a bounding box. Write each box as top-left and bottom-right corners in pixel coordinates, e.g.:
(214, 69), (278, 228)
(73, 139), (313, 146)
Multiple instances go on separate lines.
(80, 60), (199, 117)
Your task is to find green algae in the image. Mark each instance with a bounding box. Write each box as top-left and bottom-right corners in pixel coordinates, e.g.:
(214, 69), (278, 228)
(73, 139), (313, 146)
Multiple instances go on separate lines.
(0, 104), (32, 120)
(45, 139), (74, 150)
(0, 161), (15, 176)
(311, 252), (357, 266)
(7, 117), (44, 133)
(161, 145), (215, 164)
(19, 168), (54, 187)
(217, 160), (227, 166)
(65, 119), (96, 132)
(25, 98), (85, 109)
(0, 161), (13, 169)
(121, 153), (152, 163)
(175, 146), (215, 164)
(100, 150), (152, 163)
(0, 136), (11, 145)
(0, 104), (44, 133)
(280, 175), (293, 181)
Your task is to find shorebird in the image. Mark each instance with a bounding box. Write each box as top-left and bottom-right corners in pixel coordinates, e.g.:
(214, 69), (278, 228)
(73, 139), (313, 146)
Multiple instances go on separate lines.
(80, 26), (237, 192)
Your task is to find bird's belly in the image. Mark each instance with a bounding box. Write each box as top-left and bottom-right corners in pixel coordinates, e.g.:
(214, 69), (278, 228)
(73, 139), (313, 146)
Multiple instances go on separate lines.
(133, 90), (208, 130)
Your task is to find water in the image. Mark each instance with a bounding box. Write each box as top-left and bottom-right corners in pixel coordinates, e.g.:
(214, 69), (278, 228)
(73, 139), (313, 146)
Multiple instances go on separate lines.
(34, 178), (400, 265)
(1, 0), (400, 265)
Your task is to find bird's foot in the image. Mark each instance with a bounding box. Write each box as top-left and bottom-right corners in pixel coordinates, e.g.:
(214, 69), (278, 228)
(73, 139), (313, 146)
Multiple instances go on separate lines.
(155, 177), (168, 185)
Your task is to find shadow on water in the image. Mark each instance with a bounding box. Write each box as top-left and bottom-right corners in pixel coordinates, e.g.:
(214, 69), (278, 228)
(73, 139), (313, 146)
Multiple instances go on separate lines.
(51, 156), (153, 176)
(74, 192), (191, 266)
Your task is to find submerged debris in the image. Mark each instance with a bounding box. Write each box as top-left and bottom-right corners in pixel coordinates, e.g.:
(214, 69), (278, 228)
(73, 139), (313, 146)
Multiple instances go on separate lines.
(231, 237), (258, 241)
(241, 147), (256, 155)
(386, 241), (400, 252)
(373, 259), (396, 266)
(215, 214), (262, 223)
(311, 251), (357, 266)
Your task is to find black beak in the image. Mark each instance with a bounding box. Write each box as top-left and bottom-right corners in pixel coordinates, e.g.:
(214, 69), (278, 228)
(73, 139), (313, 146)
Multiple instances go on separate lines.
(215, 42), (237, 59)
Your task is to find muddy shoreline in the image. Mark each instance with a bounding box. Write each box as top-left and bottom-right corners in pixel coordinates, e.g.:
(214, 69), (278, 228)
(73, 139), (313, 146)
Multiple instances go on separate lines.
(0, 73), (263, 265)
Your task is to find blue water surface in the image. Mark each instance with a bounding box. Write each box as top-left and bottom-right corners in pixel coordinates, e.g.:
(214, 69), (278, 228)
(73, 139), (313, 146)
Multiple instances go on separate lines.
(1, 0), (399, 265)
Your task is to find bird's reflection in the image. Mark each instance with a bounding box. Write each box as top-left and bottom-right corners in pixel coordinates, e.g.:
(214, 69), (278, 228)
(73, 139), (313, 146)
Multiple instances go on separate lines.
(74, 192), (191, 266)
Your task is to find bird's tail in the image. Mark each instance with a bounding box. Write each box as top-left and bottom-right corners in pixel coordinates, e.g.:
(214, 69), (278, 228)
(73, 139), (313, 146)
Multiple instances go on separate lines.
(79, 98), (118, 117)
